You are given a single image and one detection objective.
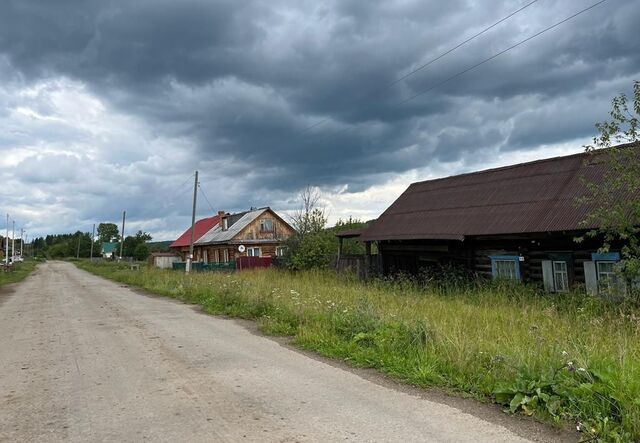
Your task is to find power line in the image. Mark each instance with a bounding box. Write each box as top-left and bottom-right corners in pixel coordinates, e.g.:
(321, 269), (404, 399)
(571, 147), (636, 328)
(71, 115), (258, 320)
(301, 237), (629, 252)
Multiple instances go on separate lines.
(176, 172), (195, 191)
(197, 183), (216, 214)
(309, 0), (606, 145)
(300, 0), (540, 134)
(396, 0), (607, 106)
(163, 173), (196, 210)
(390, 0), (540, 88)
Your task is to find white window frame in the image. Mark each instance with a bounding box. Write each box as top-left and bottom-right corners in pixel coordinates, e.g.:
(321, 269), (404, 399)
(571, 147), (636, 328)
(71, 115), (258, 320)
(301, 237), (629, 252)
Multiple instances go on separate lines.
(222, 249), (229, 263)
(276, 246), (286, 257)
(596, 261), (617, 294)
(247, 247), (261, 257)
(552, 261), (569, 293)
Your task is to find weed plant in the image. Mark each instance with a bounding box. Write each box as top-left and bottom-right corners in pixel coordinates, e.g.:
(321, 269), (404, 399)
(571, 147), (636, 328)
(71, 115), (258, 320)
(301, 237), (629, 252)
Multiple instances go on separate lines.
(0, 259), (39, 287)
(77, 261), (640, 442)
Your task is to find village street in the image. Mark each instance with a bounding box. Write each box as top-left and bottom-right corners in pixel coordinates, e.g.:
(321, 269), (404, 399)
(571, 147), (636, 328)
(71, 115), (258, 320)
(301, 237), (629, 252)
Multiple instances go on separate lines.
(0, 262), (565, 443)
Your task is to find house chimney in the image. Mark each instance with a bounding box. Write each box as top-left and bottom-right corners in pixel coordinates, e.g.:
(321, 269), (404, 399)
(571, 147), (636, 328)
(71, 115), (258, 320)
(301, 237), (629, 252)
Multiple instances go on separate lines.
(218, 211), (228, 231)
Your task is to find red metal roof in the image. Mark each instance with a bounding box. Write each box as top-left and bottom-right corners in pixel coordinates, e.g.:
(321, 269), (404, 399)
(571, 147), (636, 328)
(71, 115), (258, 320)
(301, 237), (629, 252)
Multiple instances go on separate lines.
(361, 144), (639, 242)
(170, 216), (220, 248)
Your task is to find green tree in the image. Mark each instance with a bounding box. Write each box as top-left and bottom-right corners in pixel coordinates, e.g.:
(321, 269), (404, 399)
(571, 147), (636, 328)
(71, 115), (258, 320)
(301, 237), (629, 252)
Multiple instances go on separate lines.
(290, 186), (327, 236)
(122, 231), (152, 259)
(97, 223), (119, 243)
(286, 230), (335, 271)
(133, 243), (150, 261)
(579, 80), (640, 294)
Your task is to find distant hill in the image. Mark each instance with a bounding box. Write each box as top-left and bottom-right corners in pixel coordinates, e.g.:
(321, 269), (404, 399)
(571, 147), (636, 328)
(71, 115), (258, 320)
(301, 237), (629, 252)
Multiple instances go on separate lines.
(146, 241), (174, 252)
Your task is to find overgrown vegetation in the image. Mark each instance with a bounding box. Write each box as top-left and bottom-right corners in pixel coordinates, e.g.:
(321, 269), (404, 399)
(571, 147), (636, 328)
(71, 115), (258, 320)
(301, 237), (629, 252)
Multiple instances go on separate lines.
(281, 185), (371, 270)
(77, 261), (640, 442)
(0, 259), (40, 287)
(579, 80), (640, 302)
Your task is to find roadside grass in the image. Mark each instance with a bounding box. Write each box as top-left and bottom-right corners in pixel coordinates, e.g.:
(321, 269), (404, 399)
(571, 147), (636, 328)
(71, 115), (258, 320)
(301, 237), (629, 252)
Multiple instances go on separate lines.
(0, 259), (39, 287)
(76, 260), (640, 442)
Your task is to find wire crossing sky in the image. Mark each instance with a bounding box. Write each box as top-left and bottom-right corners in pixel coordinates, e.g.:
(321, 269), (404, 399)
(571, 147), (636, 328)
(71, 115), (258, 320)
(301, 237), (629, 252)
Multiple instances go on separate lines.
(0, 0), (637, 239)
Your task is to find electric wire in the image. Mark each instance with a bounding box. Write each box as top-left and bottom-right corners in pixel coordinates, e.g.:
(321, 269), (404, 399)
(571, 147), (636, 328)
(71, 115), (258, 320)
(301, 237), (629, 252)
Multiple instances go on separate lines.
(299, 0), (540, 134)
(396, 0), (607, 106)
(164, 173), (196, 211)
(308, 0), (607, 145)
(197, 183), (216, 214)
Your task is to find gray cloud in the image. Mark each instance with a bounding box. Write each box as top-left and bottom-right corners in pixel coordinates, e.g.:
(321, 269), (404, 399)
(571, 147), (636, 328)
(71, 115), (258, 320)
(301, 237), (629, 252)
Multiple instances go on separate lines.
(0, 0), (639, 238)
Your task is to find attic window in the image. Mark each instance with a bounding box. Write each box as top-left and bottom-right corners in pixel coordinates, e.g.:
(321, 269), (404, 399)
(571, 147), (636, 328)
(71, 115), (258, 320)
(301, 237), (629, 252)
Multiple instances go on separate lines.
(260, 219), (274, 232)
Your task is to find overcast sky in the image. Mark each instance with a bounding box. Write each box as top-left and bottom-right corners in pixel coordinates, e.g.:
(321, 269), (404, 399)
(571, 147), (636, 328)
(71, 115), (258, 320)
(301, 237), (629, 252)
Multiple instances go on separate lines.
(0, 0), (638, 240)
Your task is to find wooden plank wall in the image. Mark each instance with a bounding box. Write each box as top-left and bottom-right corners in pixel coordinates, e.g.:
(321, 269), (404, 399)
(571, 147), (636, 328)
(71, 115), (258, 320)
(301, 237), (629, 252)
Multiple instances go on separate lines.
(379, 233), (611, 287)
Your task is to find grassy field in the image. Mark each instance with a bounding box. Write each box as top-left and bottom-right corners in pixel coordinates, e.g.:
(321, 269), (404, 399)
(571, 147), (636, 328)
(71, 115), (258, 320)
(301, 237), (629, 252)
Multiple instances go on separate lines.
(0, 259), (39, 287)
(76, 261), (640, 442)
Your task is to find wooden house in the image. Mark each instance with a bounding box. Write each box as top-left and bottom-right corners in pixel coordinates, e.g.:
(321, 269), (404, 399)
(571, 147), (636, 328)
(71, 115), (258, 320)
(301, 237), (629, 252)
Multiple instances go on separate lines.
(101, 242), (119, 259)
(360, 144), (639, 295)
(193, 207), (294, 263)
(169, 215), (220, 262)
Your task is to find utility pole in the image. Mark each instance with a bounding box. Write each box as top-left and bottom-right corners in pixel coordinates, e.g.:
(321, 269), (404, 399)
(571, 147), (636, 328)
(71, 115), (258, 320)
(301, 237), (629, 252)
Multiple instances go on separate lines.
(119, 211), (126, 260)
(76, 233), (81, 259)
(20, 229), (24, 258)
(11, 220), (15, 262)
(4, 214), (8, 266)
(90, 223), (95, 261)
(186, 170), (198, 274)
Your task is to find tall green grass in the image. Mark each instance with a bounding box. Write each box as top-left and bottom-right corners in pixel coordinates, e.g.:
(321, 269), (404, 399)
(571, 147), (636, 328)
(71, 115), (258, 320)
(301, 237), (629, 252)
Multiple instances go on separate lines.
(0, 259), (39, 287)
(77, 261), (640, 442)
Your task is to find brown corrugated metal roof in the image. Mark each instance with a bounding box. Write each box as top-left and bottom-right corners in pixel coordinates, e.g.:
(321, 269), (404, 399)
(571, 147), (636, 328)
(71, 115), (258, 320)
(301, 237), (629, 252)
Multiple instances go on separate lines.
(335, 229), (364, 238)
(361, 144), (639, 242)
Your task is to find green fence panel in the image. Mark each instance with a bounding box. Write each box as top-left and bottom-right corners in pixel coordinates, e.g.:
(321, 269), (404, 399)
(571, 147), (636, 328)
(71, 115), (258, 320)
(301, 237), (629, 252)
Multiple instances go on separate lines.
(172, 261), (236, 272)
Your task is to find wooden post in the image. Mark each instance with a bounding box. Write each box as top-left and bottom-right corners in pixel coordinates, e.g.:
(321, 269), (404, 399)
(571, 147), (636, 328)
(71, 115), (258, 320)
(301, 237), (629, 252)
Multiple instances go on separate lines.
(364, 241), (372, 280)
(336, 237), (343, 270)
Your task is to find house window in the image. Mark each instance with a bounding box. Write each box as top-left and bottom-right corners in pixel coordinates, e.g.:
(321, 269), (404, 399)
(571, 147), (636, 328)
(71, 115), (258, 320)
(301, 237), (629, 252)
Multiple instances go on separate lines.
(203, 250), (208, 264)
(553, 261), (569, 292)
(260, 219), (273, 232)
(276, 246), (286, 257)
(247, 247), (261, 257)
(597, 261), (617, 294)
(223, 249), (229, 263)
(489, 256), (521, 281)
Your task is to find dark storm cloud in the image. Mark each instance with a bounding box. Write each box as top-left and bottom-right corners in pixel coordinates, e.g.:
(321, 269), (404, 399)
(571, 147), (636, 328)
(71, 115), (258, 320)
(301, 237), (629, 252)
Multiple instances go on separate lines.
(1, 0), (639, 237)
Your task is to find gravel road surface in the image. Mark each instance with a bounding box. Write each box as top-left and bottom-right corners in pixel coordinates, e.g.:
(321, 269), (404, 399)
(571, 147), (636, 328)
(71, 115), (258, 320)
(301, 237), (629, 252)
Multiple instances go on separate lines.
(0, 261), (559, 442)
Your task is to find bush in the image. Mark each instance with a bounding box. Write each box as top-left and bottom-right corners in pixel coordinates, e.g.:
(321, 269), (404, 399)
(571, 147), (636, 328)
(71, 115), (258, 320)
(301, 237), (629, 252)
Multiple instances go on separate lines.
(282, 231), (335, 271)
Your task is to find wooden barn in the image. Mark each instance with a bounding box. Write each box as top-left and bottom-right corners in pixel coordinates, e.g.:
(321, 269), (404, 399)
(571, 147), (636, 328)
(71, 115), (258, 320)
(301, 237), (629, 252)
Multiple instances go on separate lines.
(360, 144), (639, 295)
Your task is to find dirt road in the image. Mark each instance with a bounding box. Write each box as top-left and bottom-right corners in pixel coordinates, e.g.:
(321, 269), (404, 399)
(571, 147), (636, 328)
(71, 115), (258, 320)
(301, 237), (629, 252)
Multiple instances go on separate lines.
(0, 262), (564, 442)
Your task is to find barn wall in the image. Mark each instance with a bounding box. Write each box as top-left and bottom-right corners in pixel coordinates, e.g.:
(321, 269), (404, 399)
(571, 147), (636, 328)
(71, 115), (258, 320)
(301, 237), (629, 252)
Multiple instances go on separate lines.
(379, 232), (612, 288)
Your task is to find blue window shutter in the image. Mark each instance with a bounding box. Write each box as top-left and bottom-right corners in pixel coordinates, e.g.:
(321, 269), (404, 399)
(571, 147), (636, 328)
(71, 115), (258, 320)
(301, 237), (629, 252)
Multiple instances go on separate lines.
(591, 252), (620, 261)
